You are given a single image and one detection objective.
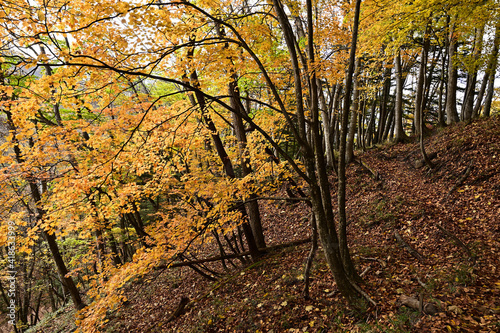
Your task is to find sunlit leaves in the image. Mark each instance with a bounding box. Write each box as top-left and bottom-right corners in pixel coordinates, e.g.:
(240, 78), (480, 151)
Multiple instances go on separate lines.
(0, 0), (315, 331)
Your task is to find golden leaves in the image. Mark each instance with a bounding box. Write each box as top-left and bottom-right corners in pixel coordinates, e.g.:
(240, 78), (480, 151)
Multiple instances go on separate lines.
(0, 1), (315, 331)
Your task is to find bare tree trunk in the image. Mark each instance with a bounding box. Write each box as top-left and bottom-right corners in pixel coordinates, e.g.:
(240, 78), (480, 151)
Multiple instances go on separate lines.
(414, 35), (428, 136)
(446, 19), (460, 124)
(229, 77), (266, 248)
(418, 24), (434, 169)
(482, 22), (499, 117)
(271, 0), (364, 306)
(337, 0), (363, 283)
(358, 97), (366, 151)
(377, 61), (392, 143)
(473, 72), (489, 117)
(319, 80), (335, 168)
(462, 26), (484, 121)
(437, 50), (447, 127)
(346, 58), (361, 163)
(365, 97), (377, 147)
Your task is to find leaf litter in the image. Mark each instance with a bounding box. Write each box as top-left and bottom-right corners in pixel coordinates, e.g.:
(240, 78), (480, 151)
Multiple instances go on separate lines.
(100, 117), (500, 332)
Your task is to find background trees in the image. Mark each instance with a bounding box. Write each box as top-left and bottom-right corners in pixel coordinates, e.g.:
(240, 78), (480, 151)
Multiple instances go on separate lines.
(0, 0), (498, 331)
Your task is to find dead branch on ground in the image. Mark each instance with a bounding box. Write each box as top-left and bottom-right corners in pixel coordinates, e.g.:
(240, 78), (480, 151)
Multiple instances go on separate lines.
(399, 294), (439, 315)
(394, 230), (426, 262)
(354, 158), (380, 180)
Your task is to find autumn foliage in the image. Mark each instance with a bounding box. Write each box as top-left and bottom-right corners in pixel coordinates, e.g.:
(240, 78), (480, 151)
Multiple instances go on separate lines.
(0, 0), (498, 332)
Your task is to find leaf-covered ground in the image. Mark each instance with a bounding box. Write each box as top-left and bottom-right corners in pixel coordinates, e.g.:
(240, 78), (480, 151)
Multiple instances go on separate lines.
(34, 117), (500, 332)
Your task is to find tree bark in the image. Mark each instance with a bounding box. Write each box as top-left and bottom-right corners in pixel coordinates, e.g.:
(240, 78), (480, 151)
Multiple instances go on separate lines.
(414, 35), (428, 136)
(364, 97), (377, 147)
(462, 26), (484, 121)
(377, 59), (392, 143)
(446, 19), (460, 124)
(270, 0), (364, 306)
(418, 24), (434, 169)
(346, 58), (361, 164)
(482, 22), (499, 117)
(337, 0), (363, 283)
(229, 77), (266, 249)
(437, 50), (447, 127)
(319, 80), (335, 168)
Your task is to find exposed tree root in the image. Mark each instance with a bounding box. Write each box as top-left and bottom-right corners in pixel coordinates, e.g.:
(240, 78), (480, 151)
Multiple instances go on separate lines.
(351, 280), (377, 308)
(436, 224), (475, 264)
(446, 164), (472, 197)
(302, 215), (318, 299)
(144, 297), (190, 332)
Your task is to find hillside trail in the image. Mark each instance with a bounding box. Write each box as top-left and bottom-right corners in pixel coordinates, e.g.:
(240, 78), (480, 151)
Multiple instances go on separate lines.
(343, 117), (500, 331)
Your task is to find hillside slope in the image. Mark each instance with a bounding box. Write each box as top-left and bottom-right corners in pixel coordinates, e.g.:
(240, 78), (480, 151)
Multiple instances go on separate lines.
(33, 117), (500, 333)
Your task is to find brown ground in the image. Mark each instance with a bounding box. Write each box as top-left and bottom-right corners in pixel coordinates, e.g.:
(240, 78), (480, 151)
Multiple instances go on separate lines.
(36, 116), (500, 332)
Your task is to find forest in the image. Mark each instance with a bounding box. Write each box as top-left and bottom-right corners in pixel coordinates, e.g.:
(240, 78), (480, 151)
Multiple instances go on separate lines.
(0, 0), (499, 332)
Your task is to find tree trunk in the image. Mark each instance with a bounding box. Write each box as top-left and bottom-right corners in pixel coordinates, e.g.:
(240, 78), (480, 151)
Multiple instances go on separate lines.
(414, 35), (428, 136)
(377, 60), (392, 143)
(482, 22), (499, 117)
(365, 97), (377, 147)
(462, 26), (484, 121)
(383, 105), (395, 142)
(271, 0), (364, 306)
(472, 71), (489, 117)
(229, 77), (266, 249)
(319, 80), (335, 168)
(437, 50), (447, 127)
(337, 0), (363, 283)
(358, 98), (366, 151)
(446, 19), (460, 124)
(418, 25), (434, 169)
(346, 58), (361, 164)
(187, 45), (261, 260)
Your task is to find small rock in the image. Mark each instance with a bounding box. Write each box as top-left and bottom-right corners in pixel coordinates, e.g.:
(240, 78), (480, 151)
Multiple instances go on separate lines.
(448, 305), (463, 314)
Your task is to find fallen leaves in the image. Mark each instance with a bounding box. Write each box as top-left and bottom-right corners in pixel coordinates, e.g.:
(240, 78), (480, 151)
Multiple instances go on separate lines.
(88, 117), (500, 332)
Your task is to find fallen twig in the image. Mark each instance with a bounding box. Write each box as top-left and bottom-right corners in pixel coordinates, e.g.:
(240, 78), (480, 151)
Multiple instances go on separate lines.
(394, 230), (426, 262)
(359, 265), (372, 277)
(399, 294), (439, 315)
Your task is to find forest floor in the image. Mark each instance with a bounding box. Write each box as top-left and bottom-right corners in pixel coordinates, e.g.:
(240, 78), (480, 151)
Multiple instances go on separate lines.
(34, 116), (500, 333)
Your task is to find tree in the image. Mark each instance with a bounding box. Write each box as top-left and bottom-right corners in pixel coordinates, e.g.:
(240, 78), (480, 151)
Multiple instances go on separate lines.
(1, 0), (499, 331)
